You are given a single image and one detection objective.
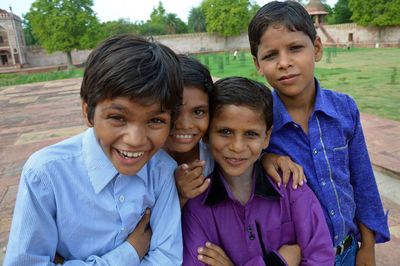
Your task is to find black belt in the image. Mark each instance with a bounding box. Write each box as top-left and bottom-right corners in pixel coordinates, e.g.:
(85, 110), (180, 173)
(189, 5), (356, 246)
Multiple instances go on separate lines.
(335, 235), (353, 255)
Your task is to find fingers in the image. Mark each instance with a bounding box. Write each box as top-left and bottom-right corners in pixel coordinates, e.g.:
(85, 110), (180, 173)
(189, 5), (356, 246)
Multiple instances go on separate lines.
(197, 242), (232, 266)
(139, 208), (151, 232)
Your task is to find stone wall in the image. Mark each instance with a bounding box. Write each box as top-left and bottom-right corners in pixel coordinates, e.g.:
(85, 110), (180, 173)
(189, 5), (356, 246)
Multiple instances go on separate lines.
(22, 24), (400, 68)
(318, 23), (400, 48)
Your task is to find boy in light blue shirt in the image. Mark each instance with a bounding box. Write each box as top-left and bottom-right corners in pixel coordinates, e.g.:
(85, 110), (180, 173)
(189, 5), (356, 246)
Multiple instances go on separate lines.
(4, 34), (183, 266)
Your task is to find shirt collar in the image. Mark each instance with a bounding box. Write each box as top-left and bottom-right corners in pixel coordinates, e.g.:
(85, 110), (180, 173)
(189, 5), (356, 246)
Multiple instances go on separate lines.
(313, 79), (340, 119)
(273, 78), (339, 132)
(203, 160), (281, 206)
(82, 128), (119, 194)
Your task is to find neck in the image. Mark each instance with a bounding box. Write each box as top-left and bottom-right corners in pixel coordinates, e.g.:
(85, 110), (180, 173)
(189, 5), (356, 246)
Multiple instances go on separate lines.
(223, 165), (253, 205)
(167, 144), (200, 165)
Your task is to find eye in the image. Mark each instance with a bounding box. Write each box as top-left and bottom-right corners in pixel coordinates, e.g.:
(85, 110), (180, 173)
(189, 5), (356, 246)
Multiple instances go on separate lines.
(291, 45), (304, 51)
(149, 117), (166, 124)
(262, 52), (277, 61)
(193, 108), (207, 117)
(217, 128), (232, 136)
(108, 115), (125, 125)
(245, 131), (260, 137)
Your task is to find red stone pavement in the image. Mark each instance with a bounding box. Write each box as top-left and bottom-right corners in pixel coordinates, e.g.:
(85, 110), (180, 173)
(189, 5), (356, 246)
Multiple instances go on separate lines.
(0, 78), (399, 264)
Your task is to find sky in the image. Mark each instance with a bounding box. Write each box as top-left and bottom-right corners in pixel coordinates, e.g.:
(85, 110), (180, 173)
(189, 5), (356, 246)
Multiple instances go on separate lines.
(7, 0), (338, 23)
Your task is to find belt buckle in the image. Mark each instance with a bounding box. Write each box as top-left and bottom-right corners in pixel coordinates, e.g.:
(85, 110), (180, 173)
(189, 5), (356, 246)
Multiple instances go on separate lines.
(335, 236), (351, 255)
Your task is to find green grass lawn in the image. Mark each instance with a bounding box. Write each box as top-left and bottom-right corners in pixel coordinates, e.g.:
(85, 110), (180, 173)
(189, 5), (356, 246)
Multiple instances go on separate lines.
(0, 68), (84, 88)
(195, 48), (400, 121)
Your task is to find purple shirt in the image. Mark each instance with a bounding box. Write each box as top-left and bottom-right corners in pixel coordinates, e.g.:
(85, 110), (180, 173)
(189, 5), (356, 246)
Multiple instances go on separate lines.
(182, 161), (334, 266)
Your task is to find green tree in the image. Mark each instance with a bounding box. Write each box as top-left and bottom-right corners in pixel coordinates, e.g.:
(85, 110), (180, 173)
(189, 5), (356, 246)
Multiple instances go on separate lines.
(349, 0), (400, 27)
(22, 15), (39, 46)
(201, 0), (253, 37)
(25, 0), (101, 68)
(332, 0), (353, 24)
(101, 18), (140, 39)
(188, 7), (206, 32)
(141, 2), (187, 36)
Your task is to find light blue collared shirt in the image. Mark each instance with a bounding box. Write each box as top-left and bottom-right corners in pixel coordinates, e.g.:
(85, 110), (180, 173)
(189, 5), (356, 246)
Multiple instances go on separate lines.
(266, 79), (390, 247)
(4, 128), (182, 266)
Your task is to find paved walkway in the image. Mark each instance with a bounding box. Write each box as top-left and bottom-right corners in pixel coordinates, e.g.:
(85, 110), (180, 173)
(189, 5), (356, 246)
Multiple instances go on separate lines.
(0, 78), (399, 264)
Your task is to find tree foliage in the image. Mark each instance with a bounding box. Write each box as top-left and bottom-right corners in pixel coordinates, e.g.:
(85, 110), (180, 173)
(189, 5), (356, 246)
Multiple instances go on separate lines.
(101, 19), (140, 39)
(349, 0), (400, 27)
(25, 0), (101, 67)
(140, 2), (187, 35)
(201, 0), (254, 37)
(22, 15), (39, 45)
(331, 0), (353, 24)
(188, 7), (206, 33)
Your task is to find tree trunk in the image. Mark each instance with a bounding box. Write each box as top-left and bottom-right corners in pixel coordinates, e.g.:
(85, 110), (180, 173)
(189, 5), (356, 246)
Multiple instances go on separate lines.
(66, 51), (73, 69)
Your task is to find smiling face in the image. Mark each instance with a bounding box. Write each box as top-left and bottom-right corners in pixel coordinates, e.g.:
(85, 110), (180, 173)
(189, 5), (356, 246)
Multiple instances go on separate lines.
(208, 104), (270, 180)
(164, 86), (209, 160)
(82, 97), (171, 176)
(253, 24), (322, 102)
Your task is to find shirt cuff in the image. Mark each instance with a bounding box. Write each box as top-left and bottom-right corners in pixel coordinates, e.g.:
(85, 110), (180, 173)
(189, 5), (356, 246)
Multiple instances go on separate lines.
(102, 241), (140, 266)
(359, 211), (390, 243)
(263, 250), (288, 266)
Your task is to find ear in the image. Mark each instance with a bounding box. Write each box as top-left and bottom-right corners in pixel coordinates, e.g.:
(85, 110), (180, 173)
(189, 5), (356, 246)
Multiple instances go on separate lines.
(252, 56), (264, 76)
(314, 36), (323, 62)
(262, 126), (273, 149)
(81, 101), (93, 127)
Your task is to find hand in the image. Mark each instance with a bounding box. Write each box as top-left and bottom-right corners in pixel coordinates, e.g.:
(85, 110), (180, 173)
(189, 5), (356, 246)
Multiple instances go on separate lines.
(127, 208), (152, 260)
(356, 244), (375, 266)
(197, 242), (233, 266)
(175, 160), (210, 207)
(278, 244), (302, 266)
(261, 153), (306, 189)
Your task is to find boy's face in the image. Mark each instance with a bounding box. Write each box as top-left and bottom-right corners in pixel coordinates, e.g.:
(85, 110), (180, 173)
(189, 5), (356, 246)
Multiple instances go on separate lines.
(82, 97), (171, 176)
(253, 24), (323, 100)
(207, 104), (271, 180)
(165, 86), (209, 155)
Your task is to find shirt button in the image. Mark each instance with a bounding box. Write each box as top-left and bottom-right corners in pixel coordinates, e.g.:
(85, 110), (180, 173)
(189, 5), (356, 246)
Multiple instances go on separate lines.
(121, 227), (125, 231)
(334, 235), (339, 240)
(247, 226), (252, 233)
(249, 235), (255, 240)
(119, 195), (125, 203)
(330, 210), (335, 216)
(293, 123), (299, 128)
(321, 181), (326, 186)
(313, 148), (318, 155)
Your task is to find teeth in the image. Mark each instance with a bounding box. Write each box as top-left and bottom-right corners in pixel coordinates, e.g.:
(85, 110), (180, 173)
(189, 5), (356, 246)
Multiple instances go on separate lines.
(175, 134), (193, 139)
(119, 150), (144, 158)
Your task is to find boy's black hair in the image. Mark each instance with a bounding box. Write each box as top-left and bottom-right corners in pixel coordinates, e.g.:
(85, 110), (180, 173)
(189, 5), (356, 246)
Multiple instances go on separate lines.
(179, 54), (213, 95)
(211, 77), (273, 130)
(248, 1), (316, 58)
(80, 34), (183, 123)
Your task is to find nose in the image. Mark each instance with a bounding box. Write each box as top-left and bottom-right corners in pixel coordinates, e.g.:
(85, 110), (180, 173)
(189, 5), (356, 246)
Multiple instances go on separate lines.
(174, 111), (193, 130)
(123, 124), (147, 147)
(229, 135), (244, 153)
(277, 51), (292, 69)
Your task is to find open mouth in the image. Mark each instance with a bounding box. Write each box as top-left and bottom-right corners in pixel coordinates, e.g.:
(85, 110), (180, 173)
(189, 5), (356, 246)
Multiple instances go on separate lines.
(117, 149), (145, 159)
(174, 134), (194, 140)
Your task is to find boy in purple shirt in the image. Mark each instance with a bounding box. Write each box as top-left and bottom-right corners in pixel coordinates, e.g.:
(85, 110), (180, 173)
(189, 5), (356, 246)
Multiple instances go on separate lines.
(248, 2), (390, 265)
(182, 77), (334, 266)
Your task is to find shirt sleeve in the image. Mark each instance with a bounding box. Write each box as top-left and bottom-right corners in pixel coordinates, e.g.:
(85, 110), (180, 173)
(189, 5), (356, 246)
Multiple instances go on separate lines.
(289, 184), (335, 266)
(4, 167), (139, 266)
(347, 97), (390, 243)
(140, 162), (183, 265)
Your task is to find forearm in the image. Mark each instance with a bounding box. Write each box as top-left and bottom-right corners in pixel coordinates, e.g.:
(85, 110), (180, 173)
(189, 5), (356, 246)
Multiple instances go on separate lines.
(358, 221), (375, 249)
